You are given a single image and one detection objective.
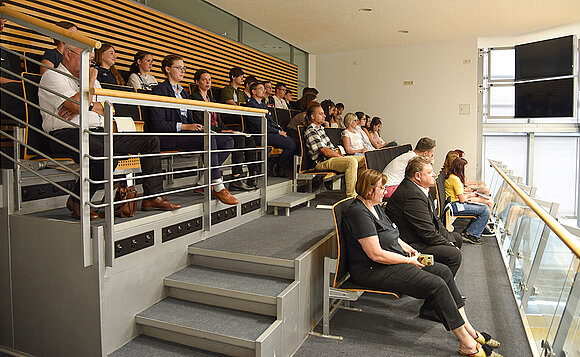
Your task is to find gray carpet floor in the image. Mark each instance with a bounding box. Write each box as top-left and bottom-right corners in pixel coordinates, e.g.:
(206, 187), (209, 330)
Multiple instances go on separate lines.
(294, 236), (532, 357)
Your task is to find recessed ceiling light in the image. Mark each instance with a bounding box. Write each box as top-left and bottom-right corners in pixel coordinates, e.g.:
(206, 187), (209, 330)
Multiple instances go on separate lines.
(272, 46), (282, 49)
(359, 8), (372, 12)
(398, 30), (409, 34)
(221, 32), (230, 36)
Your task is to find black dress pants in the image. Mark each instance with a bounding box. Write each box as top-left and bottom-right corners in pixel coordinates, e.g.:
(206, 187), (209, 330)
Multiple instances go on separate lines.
(231, 135), (259, 176)
(49, 128), (163, 200)
(170, 132), (233, 180)
(350, 262), (465, 331)
(415, 242), (462, 277)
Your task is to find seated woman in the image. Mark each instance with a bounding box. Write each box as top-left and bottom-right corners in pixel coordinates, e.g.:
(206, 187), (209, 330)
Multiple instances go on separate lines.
(355, 112), (375, 150)
(444, 150), (490, 196)
(148, 54), (237, 205)
(286, 92), (317, 142)
(126, 51), (158, 90)
(367, 117), (397, 149)
(321, 99), (340, 127)
(94, 43), (125, 85)
(190, 69), (259, 191)
(445, 157), (494, 244)
(343, 169), (502, 357)
(40, 21), (78, 75)
(342, 113), (367, 155)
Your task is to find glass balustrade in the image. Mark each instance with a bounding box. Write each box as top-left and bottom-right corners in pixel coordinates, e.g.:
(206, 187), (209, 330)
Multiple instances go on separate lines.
(488, 160), (579, 357)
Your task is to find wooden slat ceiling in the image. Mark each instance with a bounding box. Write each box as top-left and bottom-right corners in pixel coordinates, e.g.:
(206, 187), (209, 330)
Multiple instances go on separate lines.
(2, 0), (298, 93)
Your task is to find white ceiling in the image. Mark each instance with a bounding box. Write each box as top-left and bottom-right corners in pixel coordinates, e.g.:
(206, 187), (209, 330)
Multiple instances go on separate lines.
(206, 0), (580, 54)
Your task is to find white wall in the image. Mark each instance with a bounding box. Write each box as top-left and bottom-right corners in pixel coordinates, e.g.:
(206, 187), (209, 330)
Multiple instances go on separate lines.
(315, 37), (479, 178)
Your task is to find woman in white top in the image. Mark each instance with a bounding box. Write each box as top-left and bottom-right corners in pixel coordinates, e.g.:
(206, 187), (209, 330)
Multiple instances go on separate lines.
(127, 51), (158, 90)
(342, 113), (367, 155)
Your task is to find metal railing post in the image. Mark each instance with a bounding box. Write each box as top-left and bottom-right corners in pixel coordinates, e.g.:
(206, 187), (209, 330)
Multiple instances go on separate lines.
(103, 101), (115, 267)
(203, 110), (211, 231)
(520, 202), (559, 311)
(79, 50), (93, 267)
(261, 113), (268, 214)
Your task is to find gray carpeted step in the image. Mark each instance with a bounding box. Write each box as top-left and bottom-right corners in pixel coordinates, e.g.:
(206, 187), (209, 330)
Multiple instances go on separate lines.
(164, 265), (292, 316)
(136, 298), (276, 357)
(109, 335), (227, 356)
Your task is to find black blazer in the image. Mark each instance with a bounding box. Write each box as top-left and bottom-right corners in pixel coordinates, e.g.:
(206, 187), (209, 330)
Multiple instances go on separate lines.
(385, 178), (456, 250)
(149, 79), (197, 149)
(189, 91), (228, 132)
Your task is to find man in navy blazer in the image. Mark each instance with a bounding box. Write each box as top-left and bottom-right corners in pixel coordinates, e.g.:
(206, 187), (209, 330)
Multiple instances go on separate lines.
(147, 54), (238, 205)
(386, 156), (463, 276)
(245, 81), (296, 177)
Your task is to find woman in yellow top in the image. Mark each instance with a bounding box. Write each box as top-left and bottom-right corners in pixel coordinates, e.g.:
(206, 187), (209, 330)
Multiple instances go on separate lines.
(444, 150), (491, 197)
(445, 157), (493, 245)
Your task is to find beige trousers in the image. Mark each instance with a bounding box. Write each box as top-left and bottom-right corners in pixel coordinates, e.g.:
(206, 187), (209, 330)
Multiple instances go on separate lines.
(315, 155), (366, 197)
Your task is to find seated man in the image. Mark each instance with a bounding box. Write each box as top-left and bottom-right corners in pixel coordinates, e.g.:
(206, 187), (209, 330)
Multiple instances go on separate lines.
(246, 81), (296, 177)
(38, 44), (180, 219)
(385, 156), (463, 276)
(220, 67), (246, 106)
(303, 103), (366, 197)
(382, 137), (436, 199)
(149, 54), (237, 205)
(272, 82), (288, 109)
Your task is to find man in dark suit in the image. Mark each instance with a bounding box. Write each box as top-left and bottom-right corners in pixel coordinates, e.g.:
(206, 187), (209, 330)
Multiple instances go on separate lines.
(386, 156), (463, 276)
(148, 54), (237, 205)
(246, 81), (296, 177)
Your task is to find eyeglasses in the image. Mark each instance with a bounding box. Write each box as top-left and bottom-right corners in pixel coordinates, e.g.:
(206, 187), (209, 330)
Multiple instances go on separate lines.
(172, 66), (187, 72)
(373, 184), (387, 191)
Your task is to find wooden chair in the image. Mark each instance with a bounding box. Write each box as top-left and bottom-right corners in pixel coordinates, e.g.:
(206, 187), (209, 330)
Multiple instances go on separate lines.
(316, 197), (399, 339)
(23, 52), (42, 74)
(296, 125), (344, 191)
(274, 108), (291, 130)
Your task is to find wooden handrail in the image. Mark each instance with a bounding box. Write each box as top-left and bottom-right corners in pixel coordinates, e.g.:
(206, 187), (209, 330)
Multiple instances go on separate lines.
(91, 88), (268, 114)
(490, 160), (580, 258)
(0, 4), (101, 49)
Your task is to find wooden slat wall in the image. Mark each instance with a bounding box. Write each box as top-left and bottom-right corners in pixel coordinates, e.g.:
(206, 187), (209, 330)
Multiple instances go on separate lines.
(2, 0), (298, 93)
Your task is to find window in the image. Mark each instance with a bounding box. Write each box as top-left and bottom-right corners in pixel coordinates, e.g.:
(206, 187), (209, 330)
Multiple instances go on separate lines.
(242, 21), (290, 63)
(533, 135), (579, 217)
(146, 0), (238, 41)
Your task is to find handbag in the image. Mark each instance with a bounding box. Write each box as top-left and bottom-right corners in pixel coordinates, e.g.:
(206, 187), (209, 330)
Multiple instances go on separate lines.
(114, 184), (138, 217)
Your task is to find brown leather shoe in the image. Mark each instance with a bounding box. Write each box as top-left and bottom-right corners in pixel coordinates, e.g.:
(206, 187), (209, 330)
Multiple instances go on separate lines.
(141, 196), (181, 211)
(211, 188), (239, 205)
(66, 196), (99, 220)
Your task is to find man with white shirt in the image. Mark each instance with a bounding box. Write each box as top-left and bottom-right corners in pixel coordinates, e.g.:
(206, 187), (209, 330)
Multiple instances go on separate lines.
(382, 137), (436, 198)
(272, 82), (289, 109)
(385, 156), (463, 277)
(39, 44), (179, 219)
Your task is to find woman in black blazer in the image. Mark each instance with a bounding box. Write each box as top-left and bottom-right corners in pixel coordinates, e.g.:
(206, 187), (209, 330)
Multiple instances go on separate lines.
(190, 69), (259, 190)
(148, 55), (238, 205)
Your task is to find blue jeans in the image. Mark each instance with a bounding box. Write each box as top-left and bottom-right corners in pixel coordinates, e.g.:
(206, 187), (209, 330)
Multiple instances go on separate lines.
(451, 201), (490, 237)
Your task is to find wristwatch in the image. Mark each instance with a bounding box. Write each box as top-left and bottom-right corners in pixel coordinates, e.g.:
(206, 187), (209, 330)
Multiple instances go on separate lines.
(88, 103), (94, 111)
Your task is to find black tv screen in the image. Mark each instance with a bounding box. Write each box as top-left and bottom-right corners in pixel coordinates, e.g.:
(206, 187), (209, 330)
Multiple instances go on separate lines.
(515, 78), (574, 118)
(515, 35), (573, 80)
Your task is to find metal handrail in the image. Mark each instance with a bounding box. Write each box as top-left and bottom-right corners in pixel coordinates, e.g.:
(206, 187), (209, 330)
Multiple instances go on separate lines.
(91, 88), (268, 115)
(490, 160), (580, 258)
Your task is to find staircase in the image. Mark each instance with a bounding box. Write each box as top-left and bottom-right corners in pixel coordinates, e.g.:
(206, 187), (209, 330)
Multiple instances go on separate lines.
(111, 244), (300, 356)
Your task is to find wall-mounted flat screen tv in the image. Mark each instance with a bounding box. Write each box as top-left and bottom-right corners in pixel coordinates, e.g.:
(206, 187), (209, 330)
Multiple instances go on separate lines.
(515, 35), (573, 80)
(515, 78), (573, 118)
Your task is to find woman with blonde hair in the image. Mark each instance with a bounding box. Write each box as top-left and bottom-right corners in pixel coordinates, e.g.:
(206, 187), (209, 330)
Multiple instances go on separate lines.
(342, 113), (367, 155)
